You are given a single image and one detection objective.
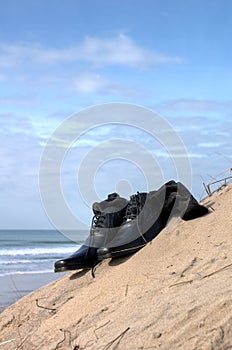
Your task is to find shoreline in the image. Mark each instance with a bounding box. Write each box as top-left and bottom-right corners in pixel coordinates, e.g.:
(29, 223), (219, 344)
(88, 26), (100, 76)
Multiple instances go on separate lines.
(0, 271), (66, 310)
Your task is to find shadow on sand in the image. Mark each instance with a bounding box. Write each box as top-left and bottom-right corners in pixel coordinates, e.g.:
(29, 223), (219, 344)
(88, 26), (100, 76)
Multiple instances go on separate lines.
(69, 268), (90, 280)
(108, 254), (134, 267)
(68, 252), (136, 280)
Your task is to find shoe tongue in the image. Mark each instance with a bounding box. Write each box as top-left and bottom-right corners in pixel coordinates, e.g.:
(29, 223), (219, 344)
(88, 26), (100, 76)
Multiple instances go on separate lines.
(92, 193), (120, 215)
(129, 192), (147, 206)
(107, 192), (118, 201)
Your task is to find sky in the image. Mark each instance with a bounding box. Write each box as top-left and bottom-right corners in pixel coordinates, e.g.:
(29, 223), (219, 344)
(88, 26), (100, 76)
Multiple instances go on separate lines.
(0, 0), (232, 229)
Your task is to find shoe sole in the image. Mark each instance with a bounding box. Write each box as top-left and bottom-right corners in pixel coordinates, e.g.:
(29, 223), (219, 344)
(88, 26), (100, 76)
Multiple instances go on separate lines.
(98, 243), (146, 260)
(54, 264), (94, 273)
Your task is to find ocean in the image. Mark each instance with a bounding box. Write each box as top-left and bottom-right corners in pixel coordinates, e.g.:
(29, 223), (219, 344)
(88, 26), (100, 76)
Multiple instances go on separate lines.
(0, 230), (87, 309)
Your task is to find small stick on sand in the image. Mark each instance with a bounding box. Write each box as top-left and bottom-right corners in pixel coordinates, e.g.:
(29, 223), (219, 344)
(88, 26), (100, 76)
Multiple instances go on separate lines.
(35, 299), (56, 312)
(0, 339), (15, 347)
(103, 327), (130, 350)
(55, 329), (72, 350)
(169, 280), (193, 288)
(16, 335), (30, 349)
(125, 284), (129, 297)
(202, 263), (232, 279)
(94, 320), (111, 339)
(169, 262), (232, 287)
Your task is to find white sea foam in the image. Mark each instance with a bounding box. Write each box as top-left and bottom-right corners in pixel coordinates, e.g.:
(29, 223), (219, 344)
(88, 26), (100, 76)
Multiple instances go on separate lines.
(0, 258), (56, 265)
(0, 270), (54, 277)
(0, 246), (79, 256)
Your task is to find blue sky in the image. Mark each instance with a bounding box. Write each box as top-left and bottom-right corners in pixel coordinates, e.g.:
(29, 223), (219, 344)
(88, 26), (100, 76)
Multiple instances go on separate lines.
(1, 0), (231, 229)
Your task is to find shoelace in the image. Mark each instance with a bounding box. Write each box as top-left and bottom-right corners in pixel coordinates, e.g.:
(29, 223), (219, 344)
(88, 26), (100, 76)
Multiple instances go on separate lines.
(85, 214), (109, 256)
(91, 214), (108, 229)
(124, 192), (147, 243)
(124, 192), (141, 221)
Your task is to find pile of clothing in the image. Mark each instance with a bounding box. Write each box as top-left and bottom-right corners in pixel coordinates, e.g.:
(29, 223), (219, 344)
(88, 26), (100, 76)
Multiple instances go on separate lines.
(54, 180), (209, 273)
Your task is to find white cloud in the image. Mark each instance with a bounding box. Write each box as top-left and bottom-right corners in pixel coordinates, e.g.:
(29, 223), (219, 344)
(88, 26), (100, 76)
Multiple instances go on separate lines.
(0, 34), (182, 68)
(71, 72), (140, 96)
(35, 71), (143, 97)
(156, 98), (232, 113)
(0, 34), (182, 100)
(72, 72), (118, 94)
(77, 34), (182, 67)
(198, 142), (223, 148)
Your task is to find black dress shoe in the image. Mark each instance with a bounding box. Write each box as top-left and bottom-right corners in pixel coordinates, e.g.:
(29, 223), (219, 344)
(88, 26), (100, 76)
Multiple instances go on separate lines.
(54, 246), (98, 272)
(54, 193), (128, 272)
(98, 181), (209, 260)
(97, 190), (164, 260)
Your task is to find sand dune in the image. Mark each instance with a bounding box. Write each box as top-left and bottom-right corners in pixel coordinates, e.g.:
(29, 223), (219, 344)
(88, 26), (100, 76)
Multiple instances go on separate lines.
(1, 184), (232, 349)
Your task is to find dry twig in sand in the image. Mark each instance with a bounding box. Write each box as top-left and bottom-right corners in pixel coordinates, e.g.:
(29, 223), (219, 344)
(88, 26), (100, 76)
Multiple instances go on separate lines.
(16, 335), (30, 349)
(0, 339), (15, 347)
(103, 327), (130, 350)
(202, 263), (232, 279)
(35, 298), (56, 312)
(169, 262), (232, 288)
(55, 329), (72, 350)
(94, 320), (111, 340)
(169, 280), (193, 288)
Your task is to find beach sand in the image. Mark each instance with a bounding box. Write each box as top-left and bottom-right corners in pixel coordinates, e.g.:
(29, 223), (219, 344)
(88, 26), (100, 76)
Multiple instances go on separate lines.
(0, 184), (232, 349)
